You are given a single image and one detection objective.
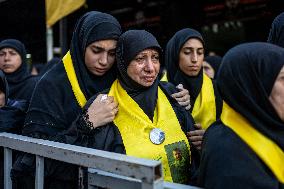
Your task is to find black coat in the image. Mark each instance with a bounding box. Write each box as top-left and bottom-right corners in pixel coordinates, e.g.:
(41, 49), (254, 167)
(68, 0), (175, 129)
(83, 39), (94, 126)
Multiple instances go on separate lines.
(198, 42), (284, 189)
(198, 121), (284, 189)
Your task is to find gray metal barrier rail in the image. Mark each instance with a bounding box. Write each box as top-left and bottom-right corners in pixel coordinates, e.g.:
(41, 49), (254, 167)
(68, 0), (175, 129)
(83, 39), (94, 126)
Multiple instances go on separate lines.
(0, 132), (202, 189)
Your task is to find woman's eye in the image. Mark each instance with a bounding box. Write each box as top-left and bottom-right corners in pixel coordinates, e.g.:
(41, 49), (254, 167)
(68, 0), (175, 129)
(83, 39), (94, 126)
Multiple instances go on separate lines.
(108, 52), (115, 57)
(152, 56), (159, 61)
(135, 57), (144, 62)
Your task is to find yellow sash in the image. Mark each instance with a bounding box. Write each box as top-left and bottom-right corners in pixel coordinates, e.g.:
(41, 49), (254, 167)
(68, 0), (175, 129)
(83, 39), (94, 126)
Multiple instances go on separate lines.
(160, 71), (168, 81)
(62, 51), (87, 107)
(221, 102), (284, 183)
(192, 74), (216, 129)
(108, 80), (191, 184)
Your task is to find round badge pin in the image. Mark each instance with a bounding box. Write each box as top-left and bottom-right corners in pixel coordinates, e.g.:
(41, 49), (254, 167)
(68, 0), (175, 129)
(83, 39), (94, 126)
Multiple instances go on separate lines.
(149, 128), (165, 145)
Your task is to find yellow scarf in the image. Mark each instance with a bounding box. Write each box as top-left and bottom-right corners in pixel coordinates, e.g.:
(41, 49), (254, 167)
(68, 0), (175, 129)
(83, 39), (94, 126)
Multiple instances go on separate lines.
(192, 74), (216, 129)
(160, 71), (168, 81)
(62, 51), (87, 107)
(108, 80), (191, 184)
(221, 102), (284, 183)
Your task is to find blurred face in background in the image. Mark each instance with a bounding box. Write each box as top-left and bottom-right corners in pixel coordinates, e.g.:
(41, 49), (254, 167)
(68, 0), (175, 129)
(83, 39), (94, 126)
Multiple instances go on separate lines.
(203, 61), (215, 79)
(0, 90), (5, 107)
(84, 39), (117, 76)
(0, 48), (22, 73)
(179, 38), (204, 77)
(269, 66), (284, 122)
(127, 48), (160, 87)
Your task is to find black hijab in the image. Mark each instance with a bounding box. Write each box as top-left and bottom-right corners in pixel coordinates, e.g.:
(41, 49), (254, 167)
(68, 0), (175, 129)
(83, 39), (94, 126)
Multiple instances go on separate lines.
(70, 11), (122, 99)
(0, 39), (37, 101)
(116, 30), (162, 121)
(217, 42), (284, 149)
(165, 28), (205, 106)
(267, 12), (284, 48)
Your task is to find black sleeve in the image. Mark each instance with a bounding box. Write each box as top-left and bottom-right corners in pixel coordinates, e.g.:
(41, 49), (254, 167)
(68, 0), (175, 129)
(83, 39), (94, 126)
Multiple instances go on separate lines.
(198, 122), (280, 189)
(0, 104), (27, 134)
(22, 70), (81, 139)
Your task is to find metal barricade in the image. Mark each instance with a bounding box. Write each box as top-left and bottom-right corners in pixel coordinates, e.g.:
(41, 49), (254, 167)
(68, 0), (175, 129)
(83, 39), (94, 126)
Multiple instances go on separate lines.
(0, 132), (202, 189)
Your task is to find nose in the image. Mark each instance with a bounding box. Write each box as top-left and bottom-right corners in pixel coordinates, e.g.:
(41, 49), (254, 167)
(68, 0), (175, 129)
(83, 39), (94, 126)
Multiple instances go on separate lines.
(99, 52), (108, 66)
(144, 58), (155, 73)
(4, 53), (10, 61)
(191, 51), (198, 63)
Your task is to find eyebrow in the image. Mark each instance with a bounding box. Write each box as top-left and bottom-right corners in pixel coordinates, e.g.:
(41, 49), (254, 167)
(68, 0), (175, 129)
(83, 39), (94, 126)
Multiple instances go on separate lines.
(91, 45), (116, 51)
(183, 47), (204, 50)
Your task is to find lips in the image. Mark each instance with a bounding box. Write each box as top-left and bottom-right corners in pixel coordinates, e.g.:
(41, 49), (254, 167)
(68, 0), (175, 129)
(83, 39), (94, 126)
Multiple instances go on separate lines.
(143, 76), (155, 82)
(188, 66), (199, 71)
(2, 64), (12, 69)
(95, 68), (107, 73)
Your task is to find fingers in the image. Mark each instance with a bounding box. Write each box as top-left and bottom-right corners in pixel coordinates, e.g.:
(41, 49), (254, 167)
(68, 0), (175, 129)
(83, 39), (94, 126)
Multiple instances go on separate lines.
(185, 104), (191, 110)
(187, 135), (203, 142)
(112, 106), (119, 116)
(194, 123), (202, 129)
(94, 94), (104, 103)
(105, 96), (114, 104)
(171, 89), (189, 99)
(187, 129), (205, 136)
(177, 99), (190, 107)
(176, 84), (184, 90)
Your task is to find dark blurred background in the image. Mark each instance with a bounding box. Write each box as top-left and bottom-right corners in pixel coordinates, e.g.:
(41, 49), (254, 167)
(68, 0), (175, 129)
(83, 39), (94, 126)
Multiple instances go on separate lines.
(0, 0), (283, 64)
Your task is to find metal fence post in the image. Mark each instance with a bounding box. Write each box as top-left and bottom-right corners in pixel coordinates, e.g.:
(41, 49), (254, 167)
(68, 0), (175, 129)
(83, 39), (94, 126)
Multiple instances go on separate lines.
(4, 147), (12, 189)
(35, 155), (44, 189)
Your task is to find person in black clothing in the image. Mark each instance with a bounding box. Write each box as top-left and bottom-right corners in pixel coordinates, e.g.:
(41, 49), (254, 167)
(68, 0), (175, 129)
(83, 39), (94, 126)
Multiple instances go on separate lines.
(11, 11), (122, 189)
(57, 29), (201, 185)
(0, 70), (28, 189)
(267, 12), (284, 48)
(164, 28), (222, 150)
(11, 11), (191, 189)
(198, 42), (284, 189)
(0, 39), (38, 101)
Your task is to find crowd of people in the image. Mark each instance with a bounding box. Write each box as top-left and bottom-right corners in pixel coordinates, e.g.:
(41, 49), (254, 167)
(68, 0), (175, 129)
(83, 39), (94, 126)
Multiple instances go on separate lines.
(0, 10), (283, 189)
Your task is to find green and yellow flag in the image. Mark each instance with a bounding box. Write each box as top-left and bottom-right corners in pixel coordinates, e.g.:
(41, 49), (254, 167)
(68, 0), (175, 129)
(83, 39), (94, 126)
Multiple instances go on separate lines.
(46, 0), (85, 27)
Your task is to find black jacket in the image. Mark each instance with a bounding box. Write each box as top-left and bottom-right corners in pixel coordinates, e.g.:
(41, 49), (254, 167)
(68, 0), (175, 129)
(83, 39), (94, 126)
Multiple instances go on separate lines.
(198, 121), (284, 189)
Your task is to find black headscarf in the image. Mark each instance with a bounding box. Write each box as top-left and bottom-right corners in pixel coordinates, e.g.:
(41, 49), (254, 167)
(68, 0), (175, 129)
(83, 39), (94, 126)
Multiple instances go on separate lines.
(267, 12), (284, 48)
(116, 30), (162, 120)
(70, 11), (122, 99)
(217, 42), (284, 149)
(0, 39), (37, 101)
(204, 55), (222, 79)
(165, 28), (205, 106)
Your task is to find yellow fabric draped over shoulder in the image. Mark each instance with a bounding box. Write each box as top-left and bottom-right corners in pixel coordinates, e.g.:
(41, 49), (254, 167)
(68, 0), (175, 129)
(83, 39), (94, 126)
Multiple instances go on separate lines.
(62, 51), (87, 108)
(221, 102), (284, 183)
(108, 79), (191, 184)
(192, 73), (216, 129)
(160, 71), (168, 81)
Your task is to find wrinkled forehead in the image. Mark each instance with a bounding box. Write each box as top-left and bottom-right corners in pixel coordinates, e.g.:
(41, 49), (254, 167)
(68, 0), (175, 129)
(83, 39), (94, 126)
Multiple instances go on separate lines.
(0, 47), (19, 53)
(136, 48), (160, 55)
